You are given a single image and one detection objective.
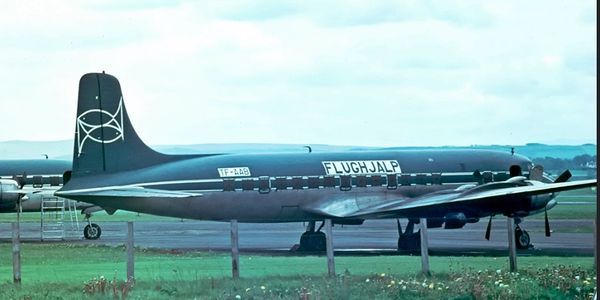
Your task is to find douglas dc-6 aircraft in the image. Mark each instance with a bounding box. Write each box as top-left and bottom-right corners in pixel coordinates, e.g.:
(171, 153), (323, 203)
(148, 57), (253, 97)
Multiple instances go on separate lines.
(0, 159), (104, 239)
(56, 72), (596, 251)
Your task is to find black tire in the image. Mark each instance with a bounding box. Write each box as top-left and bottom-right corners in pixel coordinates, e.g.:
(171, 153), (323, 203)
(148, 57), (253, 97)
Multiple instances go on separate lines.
(397, 232), (421, 251)
(84, 223), (102, 240)
(298, 231), (326, 251)
(515, 228), (530, 249)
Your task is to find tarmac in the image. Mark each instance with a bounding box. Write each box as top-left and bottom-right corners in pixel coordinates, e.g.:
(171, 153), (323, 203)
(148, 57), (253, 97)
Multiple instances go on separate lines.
(0, 219), (594, 256)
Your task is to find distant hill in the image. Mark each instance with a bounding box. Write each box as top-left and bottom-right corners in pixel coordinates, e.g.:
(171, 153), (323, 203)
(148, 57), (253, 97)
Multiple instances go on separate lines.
(0, 140), (372, 160)
(0, 140), (595, 160)
(0, 140), (74, 160)
(382, 143), (597, 160)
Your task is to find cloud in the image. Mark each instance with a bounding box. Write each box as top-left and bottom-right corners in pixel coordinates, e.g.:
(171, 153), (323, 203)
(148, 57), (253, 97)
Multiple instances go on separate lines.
(0, 1), (595, 146)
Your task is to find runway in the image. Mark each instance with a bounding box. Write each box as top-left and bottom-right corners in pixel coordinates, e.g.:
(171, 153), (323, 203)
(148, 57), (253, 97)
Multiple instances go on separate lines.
(0, 219), (594, 256)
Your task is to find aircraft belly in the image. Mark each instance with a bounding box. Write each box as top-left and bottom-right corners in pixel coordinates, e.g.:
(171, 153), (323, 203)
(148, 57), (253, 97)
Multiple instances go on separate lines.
(62, 184), (458, 222)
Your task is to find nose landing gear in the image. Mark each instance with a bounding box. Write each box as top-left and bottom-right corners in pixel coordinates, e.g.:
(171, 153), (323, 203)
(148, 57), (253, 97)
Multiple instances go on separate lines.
(514, 225), (531, 249)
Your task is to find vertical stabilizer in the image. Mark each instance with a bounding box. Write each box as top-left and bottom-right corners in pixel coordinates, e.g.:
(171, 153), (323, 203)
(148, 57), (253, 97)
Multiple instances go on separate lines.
(72, 73), (171, 176)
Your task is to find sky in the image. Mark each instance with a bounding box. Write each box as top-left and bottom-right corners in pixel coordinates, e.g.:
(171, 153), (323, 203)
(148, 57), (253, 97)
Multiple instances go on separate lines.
(0, 1), (596, 147)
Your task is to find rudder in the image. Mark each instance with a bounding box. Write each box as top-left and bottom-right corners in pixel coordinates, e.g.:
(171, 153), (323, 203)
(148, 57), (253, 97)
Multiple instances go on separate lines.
(72, 72), (172, 176)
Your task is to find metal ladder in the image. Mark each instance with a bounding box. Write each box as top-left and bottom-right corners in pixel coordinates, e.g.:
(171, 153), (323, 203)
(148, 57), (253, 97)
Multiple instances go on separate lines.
(41, 196), (65, 240)
(40, 196), (81, 240)
(65, 199), (80, 237)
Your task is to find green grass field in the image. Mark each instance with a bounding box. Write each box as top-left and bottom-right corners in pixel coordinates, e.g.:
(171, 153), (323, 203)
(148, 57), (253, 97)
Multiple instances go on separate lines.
(0, 244), (596, 299)
(531, 188), (597, 221)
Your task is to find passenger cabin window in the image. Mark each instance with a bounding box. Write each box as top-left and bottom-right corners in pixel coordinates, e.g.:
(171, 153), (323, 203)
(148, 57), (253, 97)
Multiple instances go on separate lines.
(387, 174), (398, 189)
(431, 173), (442, 185)
(32, 176), (43, 188)
(274, 177), (287, 190)
(223, 179), (235, 192)
(258, 176), (270, 194)
(400, 174), (411, 186)
(495, 172), (509, 181)
(370, 175), (383, 187)
(242, 179), (255, 191)
(340, 175), (351, 191)
(323, 176), (337, 188)
(49, 176), (61, 186)
(307, 176), (321, 189)
(415, 174), (428, 185)
(356, 175), (367, 187)
(292, 177), (304, 190)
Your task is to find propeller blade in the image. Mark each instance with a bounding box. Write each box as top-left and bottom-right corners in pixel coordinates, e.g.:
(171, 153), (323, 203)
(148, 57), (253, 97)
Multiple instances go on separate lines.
(544, 207), (551, 237)
(485, 215), (493, 240)
(16, 172), (27, 189)
(554, 170), (572, 183)
(396, 219), (403, 236)
(529, 165), (544, 181)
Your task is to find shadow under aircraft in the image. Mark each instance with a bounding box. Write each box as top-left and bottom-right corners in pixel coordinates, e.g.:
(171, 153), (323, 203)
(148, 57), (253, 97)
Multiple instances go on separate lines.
(56, 72), (596, 251)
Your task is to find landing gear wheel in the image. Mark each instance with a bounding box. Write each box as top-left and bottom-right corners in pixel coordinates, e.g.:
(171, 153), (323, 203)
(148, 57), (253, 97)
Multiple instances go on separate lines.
(84, 223), (102, 240)
(298, 231), (326, 252)
(397, 232), (421, 252)
(515, 227), (530, 249)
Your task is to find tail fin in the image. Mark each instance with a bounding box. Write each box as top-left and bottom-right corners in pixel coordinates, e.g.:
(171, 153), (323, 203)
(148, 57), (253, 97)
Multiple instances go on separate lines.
(72, 72), (173, 176)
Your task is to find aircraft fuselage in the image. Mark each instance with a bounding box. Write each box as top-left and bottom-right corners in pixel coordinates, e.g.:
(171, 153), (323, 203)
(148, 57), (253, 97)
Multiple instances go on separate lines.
(60, 149), (535, 222)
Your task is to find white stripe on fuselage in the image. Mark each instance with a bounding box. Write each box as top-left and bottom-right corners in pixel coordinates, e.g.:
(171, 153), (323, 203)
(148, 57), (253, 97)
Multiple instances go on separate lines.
(57, 170), (515, 195)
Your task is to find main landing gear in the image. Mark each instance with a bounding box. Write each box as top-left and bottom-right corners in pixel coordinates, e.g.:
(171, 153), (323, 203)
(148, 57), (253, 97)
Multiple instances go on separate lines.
(514, 217), (531, 249)
(296, 221), (326, 252)
(486, 216), (533, 250)
(83, 213), (102, 240)
(397, 219), (421, 252)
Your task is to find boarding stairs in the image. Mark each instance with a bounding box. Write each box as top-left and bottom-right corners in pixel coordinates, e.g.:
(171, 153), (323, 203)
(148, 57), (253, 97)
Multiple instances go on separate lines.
(40, 196), (80, 240)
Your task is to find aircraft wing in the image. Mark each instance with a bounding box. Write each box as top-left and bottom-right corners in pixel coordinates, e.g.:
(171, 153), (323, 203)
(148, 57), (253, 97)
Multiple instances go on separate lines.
(57, 186), (202, 198)
(305, 179), (597, 219)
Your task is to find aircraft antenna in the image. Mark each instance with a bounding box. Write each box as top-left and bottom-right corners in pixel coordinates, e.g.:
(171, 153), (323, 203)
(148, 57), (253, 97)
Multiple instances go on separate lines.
(510, 147), (514, 156)
(304, 146), (312, 153)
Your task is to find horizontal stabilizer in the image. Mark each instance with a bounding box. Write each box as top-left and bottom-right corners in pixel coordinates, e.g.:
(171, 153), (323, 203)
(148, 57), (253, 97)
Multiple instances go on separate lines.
(4, 187), (57, 195)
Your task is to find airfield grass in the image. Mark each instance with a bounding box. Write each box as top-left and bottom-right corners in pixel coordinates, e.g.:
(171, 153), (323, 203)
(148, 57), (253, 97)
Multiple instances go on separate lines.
(0, 244), (596, 299)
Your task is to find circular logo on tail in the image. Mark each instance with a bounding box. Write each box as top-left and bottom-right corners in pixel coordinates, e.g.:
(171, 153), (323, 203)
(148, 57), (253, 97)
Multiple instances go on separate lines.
(76, 96), (125, 156)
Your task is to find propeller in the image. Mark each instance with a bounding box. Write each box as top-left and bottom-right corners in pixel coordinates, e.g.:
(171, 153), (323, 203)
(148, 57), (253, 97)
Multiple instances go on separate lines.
(541, 169), (571, 237)
(553, 170), (572, 183)
(485, 215), (493, 240)
(529, 165), (544, 181)
(14, 172), (26, 189)
(396, 219), (403, 236)
(544, 207), (551, 237)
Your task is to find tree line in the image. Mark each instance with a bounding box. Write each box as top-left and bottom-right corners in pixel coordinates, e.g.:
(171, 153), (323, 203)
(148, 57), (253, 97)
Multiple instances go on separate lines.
(532, 154), (597, 170)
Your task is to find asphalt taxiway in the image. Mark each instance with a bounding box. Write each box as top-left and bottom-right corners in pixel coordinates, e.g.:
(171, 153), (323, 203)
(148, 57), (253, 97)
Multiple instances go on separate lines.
(0, 219), (594, 256)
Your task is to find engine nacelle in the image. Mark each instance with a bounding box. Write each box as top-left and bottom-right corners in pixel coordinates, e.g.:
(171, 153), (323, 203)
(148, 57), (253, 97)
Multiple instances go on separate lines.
(426, 218), (444, 228)
(333, 219), (364, 225)
(442, 212), (480, 229)
(0, 179), (20, 212)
